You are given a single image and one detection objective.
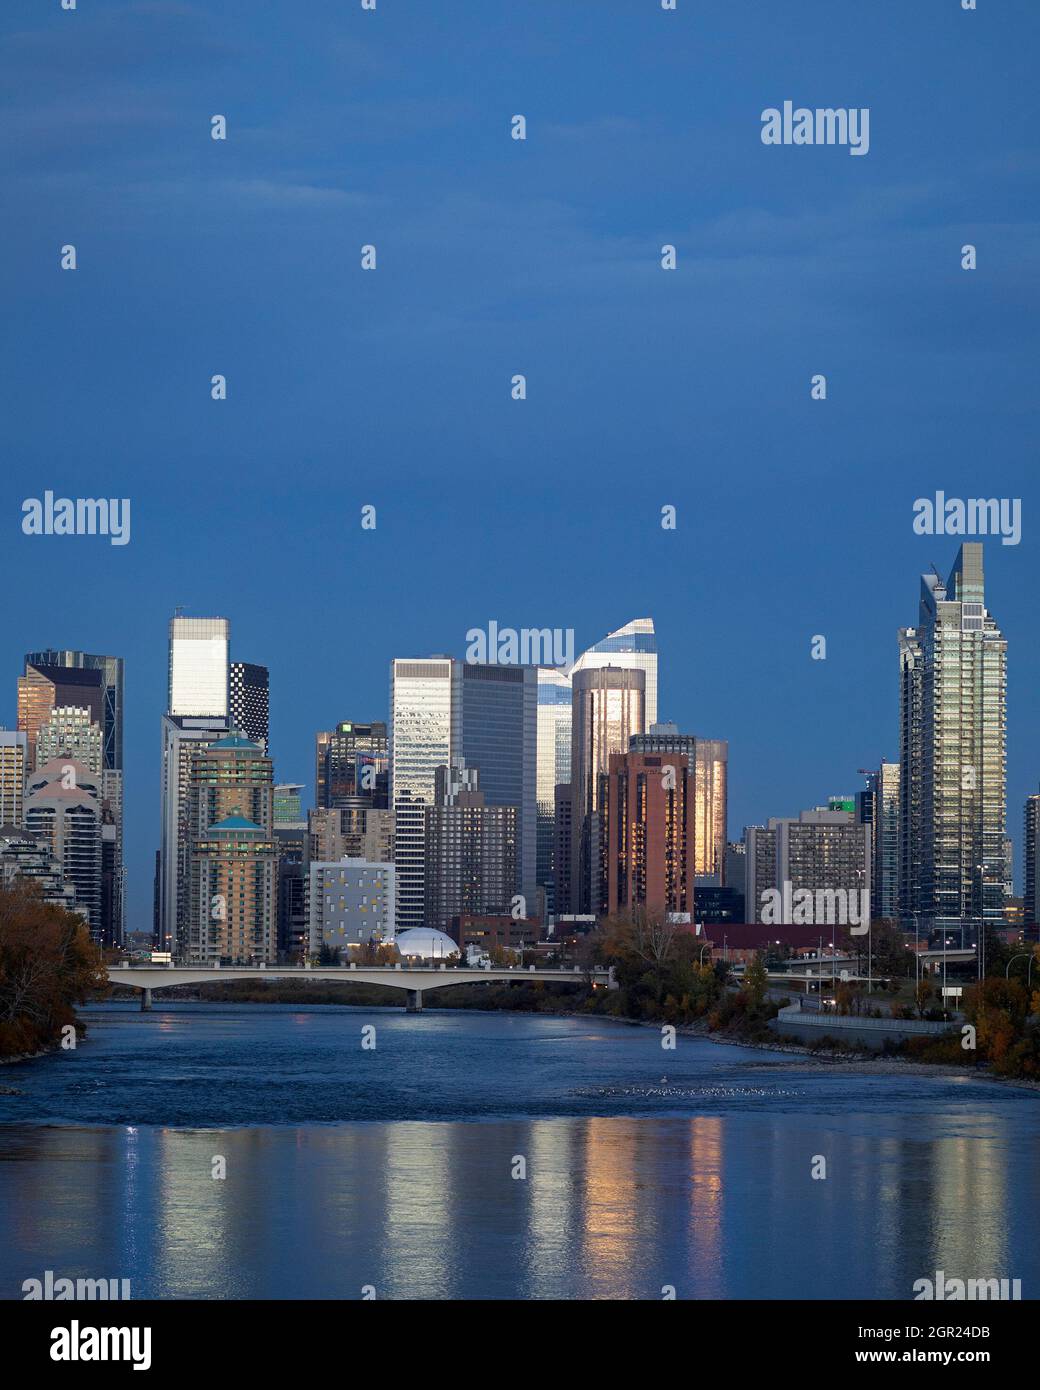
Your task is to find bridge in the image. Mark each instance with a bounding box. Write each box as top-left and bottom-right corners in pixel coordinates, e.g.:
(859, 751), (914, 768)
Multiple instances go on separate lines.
(108, 962), (615, 1012)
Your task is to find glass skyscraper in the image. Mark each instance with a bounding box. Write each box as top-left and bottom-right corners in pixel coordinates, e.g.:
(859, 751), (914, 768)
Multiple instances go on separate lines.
(536, 667), (572, 917)
(168, 616), (229, 718)
(899, 543), (1007, 946)
(570, 666), (645, 913)
(569, 617), (658, 726)
(390, 659), (455, 931)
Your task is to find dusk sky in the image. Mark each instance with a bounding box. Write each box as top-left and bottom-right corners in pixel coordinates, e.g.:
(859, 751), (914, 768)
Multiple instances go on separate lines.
(2, 0), (1037, 925)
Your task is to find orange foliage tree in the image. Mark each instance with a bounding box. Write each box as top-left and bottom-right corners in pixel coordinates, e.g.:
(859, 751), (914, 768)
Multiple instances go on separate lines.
(0, 883), (107, 1058)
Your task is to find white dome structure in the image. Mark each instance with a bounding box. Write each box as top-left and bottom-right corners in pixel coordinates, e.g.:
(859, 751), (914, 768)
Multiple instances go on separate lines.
(393, 928), (459, 960)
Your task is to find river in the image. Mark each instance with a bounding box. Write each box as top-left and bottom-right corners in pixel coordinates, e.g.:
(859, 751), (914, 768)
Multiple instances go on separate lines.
(1, 1003), (1037, 1300)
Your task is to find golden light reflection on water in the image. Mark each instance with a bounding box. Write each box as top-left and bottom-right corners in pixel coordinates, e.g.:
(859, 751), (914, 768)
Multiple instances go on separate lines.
(0, 1114), (1035, 1300)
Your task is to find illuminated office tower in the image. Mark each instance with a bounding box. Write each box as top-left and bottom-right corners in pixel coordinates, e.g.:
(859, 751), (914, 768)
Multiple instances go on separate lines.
(187, 735), (276, 963)
(168, 616), (229, 718)
(390, 659), (455, 931)
(315, 721), (389, 810)
(1025, 793), (1040, 928)
(0, 731), (28, 826)
(229, 662), (269, 751)
(451, 662), (537, 913)
(899, 544), (1007, 946)
(570, 666), (645, 914)
(24, 758), (103, 933)
(570, 618), (658, 726)
(536, 668), (572, 919)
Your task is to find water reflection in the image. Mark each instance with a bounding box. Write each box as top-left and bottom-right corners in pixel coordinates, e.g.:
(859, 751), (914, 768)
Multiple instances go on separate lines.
(1, 1114), (1035, 1300)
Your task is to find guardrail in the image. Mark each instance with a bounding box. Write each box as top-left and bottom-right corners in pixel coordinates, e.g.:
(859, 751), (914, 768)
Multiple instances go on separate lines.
(776, 1003), (956, 1035)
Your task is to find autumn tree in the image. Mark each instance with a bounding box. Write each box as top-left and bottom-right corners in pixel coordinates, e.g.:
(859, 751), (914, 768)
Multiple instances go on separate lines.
(0, 883), (106, 1058)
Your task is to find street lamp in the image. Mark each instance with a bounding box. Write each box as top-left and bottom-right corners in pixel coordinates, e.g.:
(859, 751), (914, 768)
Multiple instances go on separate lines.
(1005, 953), (1035, 988)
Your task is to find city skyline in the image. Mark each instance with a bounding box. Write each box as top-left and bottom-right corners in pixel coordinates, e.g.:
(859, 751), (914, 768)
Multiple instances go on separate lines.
(1, 537), (1030, 934)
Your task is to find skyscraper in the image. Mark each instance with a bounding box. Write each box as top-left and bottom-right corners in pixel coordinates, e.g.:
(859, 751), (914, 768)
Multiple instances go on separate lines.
(899, 543), (1007, 945)
(451, 661), (536, 913)
(230, 662), (270, 751)
(570, 666), (645, 914)
(536, 668), (572, 919)
(24, 650), (123, 772)
(423, 762), (518, 932)
(629, 724), (729, 884)
(168, 616), (229, 718)
(18, 663), (104, 771)
(161, 616), (231, 955)
(314, 721), (388, 810)
(858, 761), (901, 921)
(602, 749), (694, 918)
(24, 758), (104, 934)
(158, 714), (229, 955)
(187, 735), (276, 964)
(23, 649), (126, 943)
(390, 658), (455, 931)
(570, 617), (658, 726)
(1024, 793), (1039, 929)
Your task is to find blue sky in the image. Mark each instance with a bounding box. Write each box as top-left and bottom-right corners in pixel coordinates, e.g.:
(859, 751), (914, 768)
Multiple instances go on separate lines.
(2, 0), (1038, 924)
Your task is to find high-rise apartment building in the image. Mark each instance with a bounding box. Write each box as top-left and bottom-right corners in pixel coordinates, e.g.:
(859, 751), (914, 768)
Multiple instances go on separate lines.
(187, 735), (276, 963)
(0, 731), (28, 826)
(570, 666), (645, 914)
(746, 809), (870, 926)
(229, 662), (269, 751)
(24, 758), (103, 933)
(168, 616), (229, 718)
(899, 544), (1007, 945)
(602, 749), (694, 918)
(158, 714), (229, 955)
(0, 826), (80, 914)
(629, 725), (728, 884)
(423, 763), (518, 932)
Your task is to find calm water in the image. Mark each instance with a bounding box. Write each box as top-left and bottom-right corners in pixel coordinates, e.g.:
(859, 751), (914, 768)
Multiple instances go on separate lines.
(1, 1003), (1038, 1300)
